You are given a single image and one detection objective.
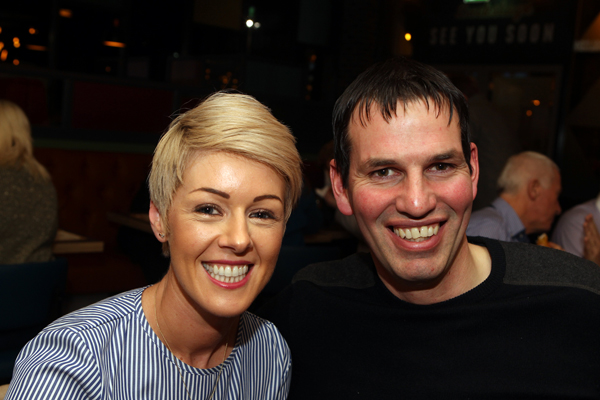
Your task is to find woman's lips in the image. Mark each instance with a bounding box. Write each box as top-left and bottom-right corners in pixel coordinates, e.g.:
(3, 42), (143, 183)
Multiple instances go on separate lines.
(202, 263), (251, 283)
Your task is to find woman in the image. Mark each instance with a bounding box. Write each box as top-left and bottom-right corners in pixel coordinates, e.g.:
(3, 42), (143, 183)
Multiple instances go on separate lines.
(5, 92), (303, 399)
(0, 100), (57, 264)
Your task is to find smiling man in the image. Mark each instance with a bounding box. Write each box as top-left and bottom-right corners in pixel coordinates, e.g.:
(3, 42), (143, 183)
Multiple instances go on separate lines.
(258, 57), (600, 399)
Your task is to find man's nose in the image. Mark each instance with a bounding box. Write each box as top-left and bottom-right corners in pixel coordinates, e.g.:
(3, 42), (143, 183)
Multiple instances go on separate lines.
(218, 213), (253, 254)
(395, 175), (436, 218)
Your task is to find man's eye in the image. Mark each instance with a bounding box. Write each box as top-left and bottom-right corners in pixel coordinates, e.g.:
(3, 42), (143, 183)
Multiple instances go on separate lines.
(374, 168), (393, 177)
(431, 163), (451, 171)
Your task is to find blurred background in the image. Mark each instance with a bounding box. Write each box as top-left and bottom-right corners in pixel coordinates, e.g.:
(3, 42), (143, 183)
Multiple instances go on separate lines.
(1, 0), (600, 298)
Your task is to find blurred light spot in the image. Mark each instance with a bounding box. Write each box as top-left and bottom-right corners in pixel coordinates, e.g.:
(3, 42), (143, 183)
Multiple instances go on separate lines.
(59, 9), (72, 18)
(1, 50), (8, 61)
(13, 38), (20, 48)
(246, 19), (254, 28)
(13, 59), (19, 66)
(103, 41), (126, 48)
(526, 110), (533, 117)
(29, 27), (36, 35)
(532, 99), (540, 106)
(254, 22), (261, 28)
(26, 44), (47, 51)
(405, 33), (412, 41)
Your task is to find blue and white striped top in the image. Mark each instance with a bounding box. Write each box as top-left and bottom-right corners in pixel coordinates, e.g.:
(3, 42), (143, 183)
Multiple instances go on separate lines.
(5, 288), (291, 399)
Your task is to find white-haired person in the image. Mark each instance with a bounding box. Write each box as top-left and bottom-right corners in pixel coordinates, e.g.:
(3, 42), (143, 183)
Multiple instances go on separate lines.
(5, 92), (303, 399)
(0, 100), (57, 264)
(467, 151), (562, 247)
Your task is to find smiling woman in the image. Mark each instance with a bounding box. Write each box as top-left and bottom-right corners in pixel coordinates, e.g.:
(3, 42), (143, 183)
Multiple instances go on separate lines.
(5, 92), (303, 400)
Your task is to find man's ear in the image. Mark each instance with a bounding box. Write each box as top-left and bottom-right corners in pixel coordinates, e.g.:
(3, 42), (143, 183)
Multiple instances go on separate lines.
(469, 142), (479, 201)
(149, 201), (168, 242)
(329, 159), (354, 216)
(527, 179), (541, 201)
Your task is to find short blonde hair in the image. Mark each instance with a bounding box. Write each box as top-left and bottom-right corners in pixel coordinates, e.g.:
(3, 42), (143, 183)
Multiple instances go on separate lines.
(497, 151), (559, 195)
(149, 91), (303, 251)
(0, 100), (49, 180)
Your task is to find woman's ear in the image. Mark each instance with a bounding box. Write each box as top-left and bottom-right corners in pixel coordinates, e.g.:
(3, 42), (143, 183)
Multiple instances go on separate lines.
(149, 201), (167, 242)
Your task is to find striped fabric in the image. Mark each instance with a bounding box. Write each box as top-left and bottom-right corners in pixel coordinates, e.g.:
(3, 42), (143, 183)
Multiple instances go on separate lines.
(5, 288), (291, 399)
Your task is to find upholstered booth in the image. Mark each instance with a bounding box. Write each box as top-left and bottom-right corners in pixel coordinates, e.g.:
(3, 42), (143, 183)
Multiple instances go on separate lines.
(0, 258), (68, 383)
(34, 147), (152, 294)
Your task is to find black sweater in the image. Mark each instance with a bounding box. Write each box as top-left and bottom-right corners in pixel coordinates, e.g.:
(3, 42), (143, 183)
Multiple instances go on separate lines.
(258, 237), (600, 399)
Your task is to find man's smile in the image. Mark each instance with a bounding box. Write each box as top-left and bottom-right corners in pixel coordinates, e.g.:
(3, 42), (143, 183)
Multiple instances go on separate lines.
(392, 223), (440, 242)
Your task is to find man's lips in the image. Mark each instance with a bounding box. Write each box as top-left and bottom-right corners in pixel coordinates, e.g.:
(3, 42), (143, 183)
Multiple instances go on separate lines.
(392, 223), (440, 242)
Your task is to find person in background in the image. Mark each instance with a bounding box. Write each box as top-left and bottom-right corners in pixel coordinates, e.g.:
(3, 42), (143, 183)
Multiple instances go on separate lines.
(0, 100), (57, 264)
(552, 192), (600, 265)
(6, 92), (302, 399)
(467, 151), (562, 246)
(258, 57), (600, 398)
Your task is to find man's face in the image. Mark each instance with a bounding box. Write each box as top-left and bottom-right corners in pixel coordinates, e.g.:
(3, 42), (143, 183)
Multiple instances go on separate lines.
(529, 170), (562, 234)
(331, 100), (479, 298)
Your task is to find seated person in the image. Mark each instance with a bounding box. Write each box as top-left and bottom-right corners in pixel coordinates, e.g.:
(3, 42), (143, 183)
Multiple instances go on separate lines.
(258, 57), (600, 398)
(552, 193), (600, 263)
(5, 92), (303, 399)
(0, 100), (57, 264)
(467, 151), (562, 246)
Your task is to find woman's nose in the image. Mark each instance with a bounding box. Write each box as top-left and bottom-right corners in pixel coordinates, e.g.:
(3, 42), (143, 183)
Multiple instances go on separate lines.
(218, 213), (253, 253)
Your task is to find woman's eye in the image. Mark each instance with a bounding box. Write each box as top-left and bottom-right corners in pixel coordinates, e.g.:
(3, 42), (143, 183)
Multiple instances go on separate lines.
(251, 210), (276, 220)
(196, 205), (219, 215)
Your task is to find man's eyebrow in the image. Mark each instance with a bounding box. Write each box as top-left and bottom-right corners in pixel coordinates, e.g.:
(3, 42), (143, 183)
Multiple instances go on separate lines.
(254, 194), (283, 203)
(192, 187), (230, 198)
(429, 150), (464, 163)
(363, 158), (397, 170)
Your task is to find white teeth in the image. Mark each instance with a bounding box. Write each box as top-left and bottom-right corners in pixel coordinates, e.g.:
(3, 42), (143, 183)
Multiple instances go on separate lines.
(393, 224), (440, 241)
(203, 263), (250, 283)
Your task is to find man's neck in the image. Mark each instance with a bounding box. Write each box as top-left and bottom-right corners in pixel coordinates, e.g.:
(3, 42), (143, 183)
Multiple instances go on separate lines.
(378, 240), (492, 305)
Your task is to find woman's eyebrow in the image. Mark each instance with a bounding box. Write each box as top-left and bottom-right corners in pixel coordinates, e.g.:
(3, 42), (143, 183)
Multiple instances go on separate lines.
(254, 194), (283, 203)
(192, 187), (230, 199)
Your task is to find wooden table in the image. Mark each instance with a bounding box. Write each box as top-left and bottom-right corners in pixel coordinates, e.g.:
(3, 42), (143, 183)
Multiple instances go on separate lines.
(106, 212), (153, 234)
(52, 229), (104, 254)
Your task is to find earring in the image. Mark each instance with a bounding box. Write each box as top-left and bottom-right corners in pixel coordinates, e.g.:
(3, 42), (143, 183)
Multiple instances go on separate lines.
(159, 233), (165, 238)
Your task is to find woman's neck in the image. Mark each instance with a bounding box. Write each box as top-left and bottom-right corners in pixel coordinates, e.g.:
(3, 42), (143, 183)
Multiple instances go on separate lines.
(141, 274), (238, 369)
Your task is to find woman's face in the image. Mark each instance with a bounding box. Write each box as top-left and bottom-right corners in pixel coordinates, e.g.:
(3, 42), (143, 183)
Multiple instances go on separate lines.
(152, 151), (286, 318)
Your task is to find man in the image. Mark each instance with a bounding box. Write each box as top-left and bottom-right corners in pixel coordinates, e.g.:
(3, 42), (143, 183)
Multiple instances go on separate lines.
(552, 192), (600, 264)
(258, 57), (600, 399)
(467, 151), (562, 244)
